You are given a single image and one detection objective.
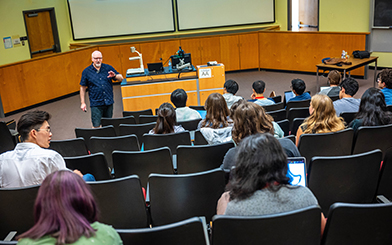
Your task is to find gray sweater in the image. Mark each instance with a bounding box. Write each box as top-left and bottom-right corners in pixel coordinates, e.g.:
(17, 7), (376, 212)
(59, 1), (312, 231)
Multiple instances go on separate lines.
(225, 185), (318, 215)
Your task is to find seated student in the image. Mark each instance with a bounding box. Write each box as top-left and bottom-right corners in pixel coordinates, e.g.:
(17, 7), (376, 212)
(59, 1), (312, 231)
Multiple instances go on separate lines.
(217, 134), (325, 233)
(222, 79), (243, 109)
(198, 93), (233, 144)
(0, 110), (93, 188)
(333, 77), (360, 116)
(349, 87), (392, 133)
(378, 69), (392, 105)
(251, 80), (275, 106)
(319, 70), (341, 98)
(296, 94), (345, 146)
(17, 170), (122, 245)
(149, 103), (185, 134)
(288, 79), (311, 102)
(221, 102), (299, 170)
(170, 88), (202, 122)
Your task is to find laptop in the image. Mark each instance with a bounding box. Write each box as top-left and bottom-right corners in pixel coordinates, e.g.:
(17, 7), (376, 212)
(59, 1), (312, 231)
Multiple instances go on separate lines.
(147, 62), (163, 74)
(287, 157), (307, 187)
(284, 91), (295, 102)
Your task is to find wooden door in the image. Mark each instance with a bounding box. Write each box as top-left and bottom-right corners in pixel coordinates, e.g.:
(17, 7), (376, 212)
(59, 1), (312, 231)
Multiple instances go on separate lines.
(23, 9), (60, 58)
(239, 33), (259, 69)
(220, 35), (240, 71)
(298, 0), (319, 31)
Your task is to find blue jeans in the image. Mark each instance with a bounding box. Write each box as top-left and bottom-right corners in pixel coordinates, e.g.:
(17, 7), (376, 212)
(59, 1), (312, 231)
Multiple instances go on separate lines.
(91, 104), (113, 127)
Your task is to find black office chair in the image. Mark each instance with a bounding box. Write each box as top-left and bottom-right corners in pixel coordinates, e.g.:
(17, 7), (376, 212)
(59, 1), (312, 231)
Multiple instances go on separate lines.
(177, 141), (235, 174)
(266, 109), (286, 122)
(101, 116), (136, 135)
(189, 106), (205, 111)
(64, 152), (112, 181)
(143, 131), (191, 155)
(298, 128), (354, 170)
(212, 205), (321, 245)
(269, 95), (282, 103)
(193, 130), (209, 145)
(177, 118), (202, 131)
(148, 168), (225, 226)
(49, 137), (89, 157)
(116, 217), (209, 245)
(339, 111), (357, 125)
(89, 135), (140, 171)
(287, 107), (309, 129)
(329, 95), (339, 101)
(113, 147), (174, 188)
(308, 149), (382, 216)
(118, 122), (156, 148)
(0, 121), (16, 154)
(286, 99), (311, 114)
(352, 124), (392, 158)
(88, 175), (149, 229)
(377, 148), (392, 201)
(0, 185), (40, 240)
(75, 125), (116, 150)
(139, 115), (158, 124)
(262, 102), (284, 112)
(122, 109), (153, 124)
(321, 202), (392, 245)
(276, 119), (289, 136)
(387, 105), (392, 112)
(291, 118), (305, 136)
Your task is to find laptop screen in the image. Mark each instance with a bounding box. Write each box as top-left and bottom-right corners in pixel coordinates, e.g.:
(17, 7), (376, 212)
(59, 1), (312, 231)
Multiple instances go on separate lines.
(284, 91), (295, 102)
(147, 62), (163, 73)
(287, 157), (307, 187)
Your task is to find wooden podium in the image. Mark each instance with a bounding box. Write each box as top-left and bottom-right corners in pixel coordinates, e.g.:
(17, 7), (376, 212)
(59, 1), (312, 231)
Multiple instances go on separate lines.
(121, 64), (225, 112)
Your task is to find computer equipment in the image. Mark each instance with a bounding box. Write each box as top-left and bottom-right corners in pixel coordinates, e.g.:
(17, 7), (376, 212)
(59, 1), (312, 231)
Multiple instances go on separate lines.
(147, 62), (164, 73)
(287, 157), (307, 187)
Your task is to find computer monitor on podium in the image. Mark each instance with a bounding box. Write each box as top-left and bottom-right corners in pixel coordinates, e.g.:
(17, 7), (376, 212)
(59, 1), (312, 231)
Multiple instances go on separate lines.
(171, 53), (192, 70)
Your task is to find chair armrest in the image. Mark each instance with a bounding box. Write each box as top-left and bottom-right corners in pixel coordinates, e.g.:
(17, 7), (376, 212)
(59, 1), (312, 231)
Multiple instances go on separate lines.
(376, 195), (391, 203)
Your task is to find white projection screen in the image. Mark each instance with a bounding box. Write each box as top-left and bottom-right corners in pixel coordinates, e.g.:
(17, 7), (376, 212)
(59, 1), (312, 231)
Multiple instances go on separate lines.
(176, 0), (275, 31)
(68, 0), (175, 40)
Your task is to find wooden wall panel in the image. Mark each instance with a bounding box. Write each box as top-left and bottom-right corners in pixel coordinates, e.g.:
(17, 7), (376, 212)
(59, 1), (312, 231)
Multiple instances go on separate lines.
(65, 48), (95, 93)
(180, 38), (202, 66)
(0, 65), (26, 112)
(200, 89), (224, 105)
(160, 40), (181, 63)
(220, 35), (240, 71)
(140, 42), (161, 69)
(239, 33), (259, 69)
(98, 46), (123, 76)
(119, 43), (141, 76)
(200, 37), (221, 65)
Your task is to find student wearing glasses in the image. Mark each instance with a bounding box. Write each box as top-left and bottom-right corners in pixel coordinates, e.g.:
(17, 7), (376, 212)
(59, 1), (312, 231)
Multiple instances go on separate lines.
(0, 110), (92, 188)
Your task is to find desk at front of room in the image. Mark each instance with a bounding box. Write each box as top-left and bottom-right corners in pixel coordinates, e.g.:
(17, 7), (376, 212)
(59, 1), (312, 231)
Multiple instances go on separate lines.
(121, 64), (225, 112)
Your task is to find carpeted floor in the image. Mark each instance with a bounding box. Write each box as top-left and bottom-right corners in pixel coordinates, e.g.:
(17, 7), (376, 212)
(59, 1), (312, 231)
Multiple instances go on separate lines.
(2, 69), (376, 140)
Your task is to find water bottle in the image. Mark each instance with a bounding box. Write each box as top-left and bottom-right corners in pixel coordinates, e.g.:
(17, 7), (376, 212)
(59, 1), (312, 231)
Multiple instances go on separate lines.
(168, 60), (172, 72)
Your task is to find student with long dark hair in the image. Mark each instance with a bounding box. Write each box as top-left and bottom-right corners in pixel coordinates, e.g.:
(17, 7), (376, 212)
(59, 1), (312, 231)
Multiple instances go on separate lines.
(17, 170), (122, 244)
(149, 102), (185, 134)
(349, 87), (392, 133)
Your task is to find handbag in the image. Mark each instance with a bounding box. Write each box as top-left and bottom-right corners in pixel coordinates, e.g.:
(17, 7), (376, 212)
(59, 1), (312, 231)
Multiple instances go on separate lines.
(352, 50), (370, 59)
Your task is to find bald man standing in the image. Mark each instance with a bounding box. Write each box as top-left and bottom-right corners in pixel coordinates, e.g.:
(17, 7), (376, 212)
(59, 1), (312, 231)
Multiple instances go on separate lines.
(80, 50), (124, 127)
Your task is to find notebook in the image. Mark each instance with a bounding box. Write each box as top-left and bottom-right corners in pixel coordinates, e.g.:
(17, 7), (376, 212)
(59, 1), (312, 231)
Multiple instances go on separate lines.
(287, 157), (307, 187)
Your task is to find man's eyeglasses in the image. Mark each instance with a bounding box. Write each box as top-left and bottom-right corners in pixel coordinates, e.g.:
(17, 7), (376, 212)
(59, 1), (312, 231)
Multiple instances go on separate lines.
(93, 57), (102, 60)
(35, 128), (51, 133)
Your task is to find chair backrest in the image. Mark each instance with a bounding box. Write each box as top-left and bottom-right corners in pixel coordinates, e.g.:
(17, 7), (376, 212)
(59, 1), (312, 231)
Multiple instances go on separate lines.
(139, 115), (158, 124)
(352, 124), (392, 158)
(212, 205), (321, 245)
(49, 137), (89, 157)
(194, 130), (209, 145)
(339, 111), (357, 125)
(266, 109), (286, 122)
(64, 152), (112, 181)
(377, 148), (392, 200)
(143, 131), (191, 155)
(118, 122), (156, 147)
(177, 141), (235, 174)
(75, 125), (116, 150)
(189, 106), (205, 111)
(148, 169), (225, 226)
(90, 135), (140, 170)
(0, 185), (40, 239)
(88, 175), (149, 229)
(0, 121), (15, 154)
(177, 118), (202, 131)
(276, 119), (289, 136)
(116, 217), (210, 245)
(308, 149), (382, 216)
(262, 102), (284, 112)
(298, 128), (354, 170)
(113, 147), (174, 188)
(329, 95), (339, 101)
(122, 109), (153, 124)
(269, 95), (282, 103)
(101, 116), (136, 135)
(287, 107), (310, 128)
(286, 99), (311, 112)
(291, 118), (305, 136)
(321, 202), (392, 245)
(387, 105), (392, 112)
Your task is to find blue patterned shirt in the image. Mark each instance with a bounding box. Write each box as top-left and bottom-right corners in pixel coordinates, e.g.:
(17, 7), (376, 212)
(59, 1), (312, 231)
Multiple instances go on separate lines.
(80, 63), (118, 107)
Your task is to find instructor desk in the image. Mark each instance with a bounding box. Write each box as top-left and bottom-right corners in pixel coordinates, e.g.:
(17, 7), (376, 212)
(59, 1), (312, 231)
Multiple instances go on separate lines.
(121, 64), (225, 112)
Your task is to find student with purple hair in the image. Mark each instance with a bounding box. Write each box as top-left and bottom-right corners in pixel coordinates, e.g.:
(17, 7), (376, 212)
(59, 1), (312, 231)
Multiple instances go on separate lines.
(17, 170), (122, 244)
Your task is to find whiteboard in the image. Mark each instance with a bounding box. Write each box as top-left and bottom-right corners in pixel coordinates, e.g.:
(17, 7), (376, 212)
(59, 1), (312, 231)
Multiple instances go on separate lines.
(68, 0), (175, 40)
(176, 0), (275, 31)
